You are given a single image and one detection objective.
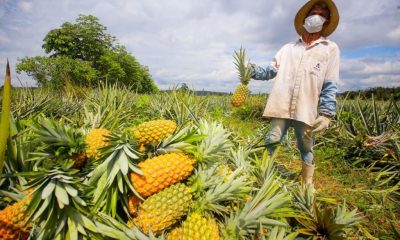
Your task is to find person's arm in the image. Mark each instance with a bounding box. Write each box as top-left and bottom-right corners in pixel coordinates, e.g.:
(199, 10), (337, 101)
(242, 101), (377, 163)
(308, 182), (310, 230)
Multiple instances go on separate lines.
(250, 64), (277, 81)
(250, 45), (284, 81)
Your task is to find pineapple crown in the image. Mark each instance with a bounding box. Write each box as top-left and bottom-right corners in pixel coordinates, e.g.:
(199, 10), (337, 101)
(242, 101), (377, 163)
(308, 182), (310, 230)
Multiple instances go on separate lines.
(234, 47), (252, 86)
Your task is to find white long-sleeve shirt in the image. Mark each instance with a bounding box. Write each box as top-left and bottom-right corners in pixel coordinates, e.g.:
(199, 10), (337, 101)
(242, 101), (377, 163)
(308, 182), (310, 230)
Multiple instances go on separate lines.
(252, 37), (340, 126)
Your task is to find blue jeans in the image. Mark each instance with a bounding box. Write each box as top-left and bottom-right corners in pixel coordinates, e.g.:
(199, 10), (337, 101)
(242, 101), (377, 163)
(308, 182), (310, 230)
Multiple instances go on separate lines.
(266, 118), (314, 165)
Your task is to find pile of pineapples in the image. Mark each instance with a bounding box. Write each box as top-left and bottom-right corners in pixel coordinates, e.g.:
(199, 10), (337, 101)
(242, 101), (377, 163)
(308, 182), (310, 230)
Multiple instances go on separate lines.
(0, 114), (288, 239)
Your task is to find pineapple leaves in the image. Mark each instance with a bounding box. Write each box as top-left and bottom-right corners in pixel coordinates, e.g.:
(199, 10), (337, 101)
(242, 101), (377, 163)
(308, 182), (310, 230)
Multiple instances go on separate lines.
(233, 46), (252, 85)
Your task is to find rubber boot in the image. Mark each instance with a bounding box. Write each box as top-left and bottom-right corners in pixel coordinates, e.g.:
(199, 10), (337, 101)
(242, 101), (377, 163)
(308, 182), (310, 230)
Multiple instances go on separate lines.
(301, 162), (314, 185)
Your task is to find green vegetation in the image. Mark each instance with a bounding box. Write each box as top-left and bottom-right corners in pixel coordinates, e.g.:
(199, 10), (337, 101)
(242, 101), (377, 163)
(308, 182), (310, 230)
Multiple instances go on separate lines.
(16, 15), (157, 93)
(0, 84), (398, 239)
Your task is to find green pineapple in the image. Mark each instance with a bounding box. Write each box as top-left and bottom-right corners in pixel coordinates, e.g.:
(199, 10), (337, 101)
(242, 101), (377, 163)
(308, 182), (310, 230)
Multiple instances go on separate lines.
(167, 213), (220, 240)
(134, 183), (192, 234)
(231, 47), (252, 107)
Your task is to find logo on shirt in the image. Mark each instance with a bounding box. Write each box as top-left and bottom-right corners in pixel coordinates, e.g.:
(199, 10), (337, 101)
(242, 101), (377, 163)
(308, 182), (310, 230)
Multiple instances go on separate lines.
(314, 63), (321, 71)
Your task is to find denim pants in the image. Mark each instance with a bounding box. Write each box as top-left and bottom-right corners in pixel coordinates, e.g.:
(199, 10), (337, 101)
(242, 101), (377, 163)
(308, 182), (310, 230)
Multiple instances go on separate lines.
(266, 118), (314, 165)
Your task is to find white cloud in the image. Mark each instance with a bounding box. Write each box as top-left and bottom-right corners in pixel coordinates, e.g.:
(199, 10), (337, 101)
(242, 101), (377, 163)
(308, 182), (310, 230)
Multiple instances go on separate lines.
(18, 1), (33, 12)
(0, 0), (399, 91)
(340, 57), (400, 90)
(388, 26), (400, 41)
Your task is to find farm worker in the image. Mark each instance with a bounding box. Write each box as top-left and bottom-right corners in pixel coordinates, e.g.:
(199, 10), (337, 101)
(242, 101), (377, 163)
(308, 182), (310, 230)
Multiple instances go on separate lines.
(249, 0), (340, 186)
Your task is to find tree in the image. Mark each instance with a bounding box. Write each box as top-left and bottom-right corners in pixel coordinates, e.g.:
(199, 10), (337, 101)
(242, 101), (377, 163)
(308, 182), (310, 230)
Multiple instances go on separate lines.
(17, 14), (158, 93)
(16, 56), (98, 88)
(42, 15), (115, 63)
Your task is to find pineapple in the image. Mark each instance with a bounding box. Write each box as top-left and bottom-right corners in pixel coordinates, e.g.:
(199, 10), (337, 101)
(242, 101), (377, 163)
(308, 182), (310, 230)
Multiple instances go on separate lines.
(0, 195), (31, 240)
(231, 47), (252, 107)
(85, 128), (111, 159)
(134, 183), (192, 234)
(133, 120), (177, 150)
(167, 213), (220, 240)
(130, 152), (194, 197)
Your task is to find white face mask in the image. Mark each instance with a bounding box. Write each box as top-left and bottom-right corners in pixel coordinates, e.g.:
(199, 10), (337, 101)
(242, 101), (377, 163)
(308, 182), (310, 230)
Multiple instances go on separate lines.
(303, 15), (327, 33)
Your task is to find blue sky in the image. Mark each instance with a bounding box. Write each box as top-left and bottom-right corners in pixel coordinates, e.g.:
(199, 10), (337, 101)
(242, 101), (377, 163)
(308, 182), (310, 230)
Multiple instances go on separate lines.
(0, 0), (399, 92)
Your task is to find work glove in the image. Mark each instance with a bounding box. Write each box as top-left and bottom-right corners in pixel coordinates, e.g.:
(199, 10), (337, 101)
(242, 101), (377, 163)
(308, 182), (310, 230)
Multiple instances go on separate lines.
(312, 115), (330, 133)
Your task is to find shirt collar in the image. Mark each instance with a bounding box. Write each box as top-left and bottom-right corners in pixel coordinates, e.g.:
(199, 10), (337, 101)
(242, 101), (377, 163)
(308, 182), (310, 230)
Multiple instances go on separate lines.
(298, 36), (329, 47)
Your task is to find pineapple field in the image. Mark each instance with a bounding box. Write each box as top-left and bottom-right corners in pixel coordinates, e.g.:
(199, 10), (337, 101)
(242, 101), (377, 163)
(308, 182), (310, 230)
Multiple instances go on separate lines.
(1, 62), (400, 240)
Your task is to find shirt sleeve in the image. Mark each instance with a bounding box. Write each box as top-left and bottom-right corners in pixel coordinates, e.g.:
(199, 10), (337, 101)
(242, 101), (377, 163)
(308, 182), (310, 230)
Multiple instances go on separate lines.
(319, 44), (340, 117)
(250, 46), (284, 81)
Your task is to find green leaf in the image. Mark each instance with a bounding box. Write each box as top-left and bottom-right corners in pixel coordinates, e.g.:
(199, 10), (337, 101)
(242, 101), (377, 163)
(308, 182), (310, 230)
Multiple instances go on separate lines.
(67, 215), (78, 240)
(55, 183), (70, 206)
(41, 179), (56, 199)
(119, 151), (129, 175)
(64, 183), (78, 197)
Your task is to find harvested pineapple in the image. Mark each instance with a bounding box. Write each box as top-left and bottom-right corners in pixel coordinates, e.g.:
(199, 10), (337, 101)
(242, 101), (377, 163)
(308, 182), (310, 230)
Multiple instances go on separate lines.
(231, 47), (252, 107)
(85, 128), (111, 159)
(134, 183), (192, 234)
(130, 152), (194, 197)
(133, 119), (177, 150)
(167, 213), (220, 240)
(0, 195), (31, 240)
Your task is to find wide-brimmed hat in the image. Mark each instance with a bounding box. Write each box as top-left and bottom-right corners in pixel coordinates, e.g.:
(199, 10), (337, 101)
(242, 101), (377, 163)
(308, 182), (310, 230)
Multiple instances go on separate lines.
(294, 0), (339, 37)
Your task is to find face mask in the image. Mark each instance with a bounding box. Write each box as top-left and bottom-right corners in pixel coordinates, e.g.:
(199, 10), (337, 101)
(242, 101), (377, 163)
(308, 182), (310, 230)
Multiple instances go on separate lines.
(303, 15), (326, 33)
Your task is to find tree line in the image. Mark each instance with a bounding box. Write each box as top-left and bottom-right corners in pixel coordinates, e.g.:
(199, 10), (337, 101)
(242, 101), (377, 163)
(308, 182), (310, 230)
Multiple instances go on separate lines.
(339, 87), (400, 101)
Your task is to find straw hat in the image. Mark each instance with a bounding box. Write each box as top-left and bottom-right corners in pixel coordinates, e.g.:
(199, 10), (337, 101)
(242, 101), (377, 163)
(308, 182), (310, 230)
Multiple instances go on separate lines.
(294, 0), (339, 37)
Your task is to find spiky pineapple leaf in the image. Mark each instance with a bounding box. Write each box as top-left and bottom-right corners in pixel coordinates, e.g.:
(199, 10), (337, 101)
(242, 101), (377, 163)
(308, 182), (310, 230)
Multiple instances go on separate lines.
(88, 132), (143, 217)
(233, 47), (252, 85)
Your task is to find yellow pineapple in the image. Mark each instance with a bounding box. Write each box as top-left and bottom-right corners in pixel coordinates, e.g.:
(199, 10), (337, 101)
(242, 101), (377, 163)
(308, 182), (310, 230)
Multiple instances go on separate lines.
(130, 152), (194, 197)
(167, 213), (220, 240)
(231, 47), (251, 107)
(0, 195), (31, 240)
(134, 183), (192, 234)
(85, 128), (111, 159)
(133, 120), (177, 150)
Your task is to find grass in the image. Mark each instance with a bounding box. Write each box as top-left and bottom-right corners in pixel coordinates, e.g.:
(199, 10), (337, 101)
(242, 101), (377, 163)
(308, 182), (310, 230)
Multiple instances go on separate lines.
(271, 142), (400, 239)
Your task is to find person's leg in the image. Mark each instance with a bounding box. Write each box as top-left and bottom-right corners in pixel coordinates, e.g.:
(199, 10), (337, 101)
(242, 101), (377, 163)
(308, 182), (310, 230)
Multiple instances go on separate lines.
(265, 118), (290, 155)
(293, 120), (315, 184)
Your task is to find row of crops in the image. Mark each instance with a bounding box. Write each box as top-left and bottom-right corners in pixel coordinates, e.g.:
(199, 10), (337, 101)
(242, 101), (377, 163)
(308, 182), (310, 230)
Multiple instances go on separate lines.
(0, 81), (399, 239)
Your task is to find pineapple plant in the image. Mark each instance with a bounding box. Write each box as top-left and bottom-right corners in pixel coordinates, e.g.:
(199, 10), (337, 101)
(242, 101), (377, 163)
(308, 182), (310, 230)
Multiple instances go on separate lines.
(130, 152), (195, 197)
(133, 183), (193, 234)
(133, 119), (177, 151)
(85, 128), (111, 159)
(88, 132), (142, 217)
(167, 213), (220, 240)
(29, 118), (88, 168)
(231, 47), (252, 107)
(20, 162), (115, 239)
(0, 194), (31, 240)
(292, 184), (362, 239)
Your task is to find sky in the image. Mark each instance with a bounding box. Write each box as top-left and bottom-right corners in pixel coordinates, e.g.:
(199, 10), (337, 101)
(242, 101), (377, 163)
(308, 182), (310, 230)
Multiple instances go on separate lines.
(0, 0), (399, 93)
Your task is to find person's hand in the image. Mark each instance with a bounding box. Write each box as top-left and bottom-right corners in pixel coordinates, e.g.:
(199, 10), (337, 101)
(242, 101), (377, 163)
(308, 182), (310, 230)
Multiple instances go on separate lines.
(312, 115), (330, 133)
(246, 62), (254, 73)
